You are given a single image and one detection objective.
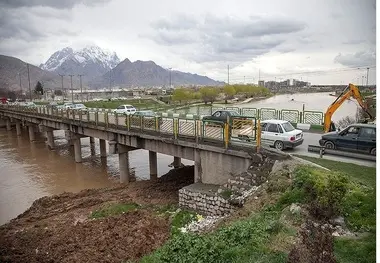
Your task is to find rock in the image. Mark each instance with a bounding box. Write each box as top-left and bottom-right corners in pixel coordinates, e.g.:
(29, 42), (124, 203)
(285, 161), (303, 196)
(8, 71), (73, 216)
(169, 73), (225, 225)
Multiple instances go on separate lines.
(289, 203), (302, 214)
(330, 216), (345, 227)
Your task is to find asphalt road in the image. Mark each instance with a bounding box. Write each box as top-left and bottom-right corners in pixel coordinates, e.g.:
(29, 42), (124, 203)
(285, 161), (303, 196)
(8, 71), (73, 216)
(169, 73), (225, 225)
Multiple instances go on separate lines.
(282, 132), (376, 167)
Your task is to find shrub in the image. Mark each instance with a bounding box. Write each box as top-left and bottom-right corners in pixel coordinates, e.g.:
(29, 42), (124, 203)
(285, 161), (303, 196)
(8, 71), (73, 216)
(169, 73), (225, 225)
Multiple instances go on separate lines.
(291, 167), (349, 219)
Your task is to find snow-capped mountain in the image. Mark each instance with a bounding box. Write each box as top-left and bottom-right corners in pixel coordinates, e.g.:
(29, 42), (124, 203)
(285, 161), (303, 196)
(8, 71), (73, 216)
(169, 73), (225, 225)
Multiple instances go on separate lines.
(40, 45), (120, 79)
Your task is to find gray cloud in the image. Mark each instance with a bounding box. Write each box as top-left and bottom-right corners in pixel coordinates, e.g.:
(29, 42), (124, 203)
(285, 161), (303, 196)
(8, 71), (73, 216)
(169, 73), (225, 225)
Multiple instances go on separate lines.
(0, 0), (111, 9)
(334, 51), (376, 67)
(147, 14), (305, 63)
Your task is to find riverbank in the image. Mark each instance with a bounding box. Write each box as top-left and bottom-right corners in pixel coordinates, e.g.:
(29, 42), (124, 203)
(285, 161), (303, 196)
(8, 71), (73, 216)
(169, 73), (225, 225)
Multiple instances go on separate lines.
(0, 166), (195, 263)
(0, 156), (375, 262)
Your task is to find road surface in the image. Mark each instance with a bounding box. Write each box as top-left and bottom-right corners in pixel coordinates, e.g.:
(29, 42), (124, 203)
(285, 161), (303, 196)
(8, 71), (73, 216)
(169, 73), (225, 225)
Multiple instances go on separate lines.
(284, 132), (376, 167)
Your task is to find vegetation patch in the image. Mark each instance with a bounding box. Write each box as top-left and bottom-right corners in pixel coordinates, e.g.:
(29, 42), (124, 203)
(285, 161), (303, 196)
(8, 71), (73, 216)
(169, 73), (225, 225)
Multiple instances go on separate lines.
(90, 202), (140, 219)
(334, 233), (376, 263)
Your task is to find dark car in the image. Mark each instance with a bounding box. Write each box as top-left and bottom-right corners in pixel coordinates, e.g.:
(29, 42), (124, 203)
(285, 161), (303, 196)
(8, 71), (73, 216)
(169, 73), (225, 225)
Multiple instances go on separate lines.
(319, 123), (376, 155)
(202, 110), (248, 129)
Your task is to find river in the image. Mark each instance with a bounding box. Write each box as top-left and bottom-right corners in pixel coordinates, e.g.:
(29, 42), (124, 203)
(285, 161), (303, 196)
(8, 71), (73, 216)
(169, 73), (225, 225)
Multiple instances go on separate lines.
(0, 92), (360, 225)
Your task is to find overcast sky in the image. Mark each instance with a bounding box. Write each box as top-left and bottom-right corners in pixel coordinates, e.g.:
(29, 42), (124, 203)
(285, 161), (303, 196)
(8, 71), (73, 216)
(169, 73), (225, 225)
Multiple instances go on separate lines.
(0, 0), (376, 84)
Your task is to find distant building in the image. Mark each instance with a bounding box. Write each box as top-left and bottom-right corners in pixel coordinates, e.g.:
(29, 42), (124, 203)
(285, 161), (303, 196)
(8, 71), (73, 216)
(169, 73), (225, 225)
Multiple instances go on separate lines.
(258, 80), (265, 87)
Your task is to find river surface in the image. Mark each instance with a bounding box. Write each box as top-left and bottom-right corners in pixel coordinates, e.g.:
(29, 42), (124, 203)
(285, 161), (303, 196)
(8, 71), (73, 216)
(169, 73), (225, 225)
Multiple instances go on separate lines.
(0, 92), (360, 225)
(236, 92), (358, 121)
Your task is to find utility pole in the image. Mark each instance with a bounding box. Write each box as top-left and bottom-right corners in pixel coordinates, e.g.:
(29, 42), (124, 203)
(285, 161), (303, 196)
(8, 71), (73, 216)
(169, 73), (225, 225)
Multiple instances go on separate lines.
(27, 63), (32, 101)
(18, 73), (22, 96)
(59, 74), (65, 102)
(168, 68), (172, 88)
(361, 76), (364, 86)
(227, 65), (230, 85)
(258, 69), (261, 82)
(78, 74), (83, 102)
(68, 74), (74, 103)
(366, 67), (369, 86)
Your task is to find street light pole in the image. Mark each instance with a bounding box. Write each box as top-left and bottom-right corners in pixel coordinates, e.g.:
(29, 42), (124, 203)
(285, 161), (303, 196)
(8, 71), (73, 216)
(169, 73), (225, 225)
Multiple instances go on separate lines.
(68, 74), (74, 103)
(168, 68), (172, 88)
(27, 63), (32, 101)
(227, 65), (230, 85)
(366, 67), (369, 86)
(18, 73), (22, 96)
(78, 74), (83, 102)
(59, 74), (65, 102)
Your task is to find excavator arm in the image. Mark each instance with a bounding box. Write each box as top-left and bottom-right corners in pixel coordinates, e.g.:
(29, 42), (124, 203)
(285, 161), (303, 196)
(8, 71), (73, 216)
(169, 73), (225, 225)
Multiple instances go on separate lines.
(323, 83), (373, 133)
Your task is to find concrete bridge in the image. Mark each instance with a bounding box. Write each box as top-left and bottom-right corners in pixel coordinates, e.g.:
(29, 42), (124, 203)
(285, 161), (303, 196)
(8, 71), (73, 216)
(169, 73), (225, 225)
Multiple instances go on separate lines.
(0, 105), (259, 185)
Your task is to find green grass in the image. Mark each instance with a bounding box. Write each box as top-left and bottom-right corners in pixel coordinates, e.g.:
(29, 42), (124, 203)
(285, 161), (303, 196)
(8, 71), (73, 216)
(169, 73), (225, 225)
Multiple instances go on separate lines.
(334, 233), (376, 263)
(90, 203), (140, 219)
(139, 164), (376, 263)
(84, 99), (159, 110)
(294, 155), (376, 187)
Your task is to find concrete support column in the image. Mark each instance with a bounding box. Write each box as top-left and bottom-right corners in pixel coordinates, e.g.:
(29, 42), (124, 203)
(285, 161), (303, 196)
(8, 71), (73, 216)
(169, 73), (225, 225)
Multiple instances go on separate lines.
(28, 125), (35, 142)
(6, 119), (11, 131)
(99, 139), (107, 158)
(194, 150), (202, 183)
(173, 156), (182, 169)
(73, 137), (82, 163)
(118, 144), (130, 183)
(89, 137), (96, 155)
(149, 151), (158, 181)
(109, 141), (117, 154)
(46, 130), (55, 150)
(16, 122), (22, 136)
(64, 130), (74, 146)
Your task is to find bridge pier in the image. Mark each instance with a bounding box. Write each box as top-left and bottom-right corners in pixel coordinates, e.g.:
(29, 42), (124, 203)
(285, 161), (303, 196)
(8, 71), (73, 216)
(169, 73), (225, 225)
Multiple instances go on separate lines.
(149, 151), (158, 181)
(118, 145), (130, 183)
(73, 137), (82, 163)
(6, 119), (11, 131)
(46, 130), (55, 150)
(194, 150), (201, 183)
(173, 156), (182, 169)
(89, 137), (95, 155)
(99, 139), (107, 158)
(28, 125), (35, 142)
(16, 122), (22, 136)
(64, 130), (74, 146)
(109, 141), (117, 154)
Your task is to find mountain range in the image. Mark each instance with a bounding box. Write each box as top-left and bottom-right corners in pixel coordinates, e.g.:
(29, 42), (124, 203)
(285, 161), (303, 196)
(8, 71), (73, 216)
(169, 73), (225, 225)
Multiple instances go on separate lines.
(0, 45), (224, 92)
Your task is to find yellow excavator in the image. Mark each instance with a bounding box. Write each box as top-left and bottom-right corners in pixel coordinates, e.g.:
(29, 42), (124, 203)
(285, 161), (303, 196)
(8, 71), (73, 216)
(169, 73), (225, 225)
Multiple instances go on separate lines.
(323, 83), (375, 133)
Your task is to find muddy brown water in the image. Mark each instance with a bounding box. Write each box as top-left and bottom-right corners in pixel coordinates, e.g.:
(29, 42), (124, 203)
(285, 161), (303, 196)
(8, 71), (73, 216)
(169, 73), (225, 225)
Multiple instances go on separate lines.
(0, 128), (193, 225)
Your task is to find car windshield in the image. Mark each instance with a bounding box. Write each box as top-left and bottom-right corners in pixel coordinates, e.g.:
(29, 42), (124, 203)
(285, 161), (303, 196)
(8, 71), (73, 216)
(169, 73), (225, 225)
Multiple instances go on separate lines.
(281, 122), (295, 132)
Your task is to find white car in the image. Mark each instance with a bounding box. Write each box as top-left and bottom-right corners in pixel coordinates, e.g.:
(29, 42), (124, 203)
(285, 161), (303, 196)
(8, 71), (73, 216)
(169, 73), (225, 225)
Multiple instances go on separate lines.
(260, 119), (304, 151)
(113, 104), (137, 115)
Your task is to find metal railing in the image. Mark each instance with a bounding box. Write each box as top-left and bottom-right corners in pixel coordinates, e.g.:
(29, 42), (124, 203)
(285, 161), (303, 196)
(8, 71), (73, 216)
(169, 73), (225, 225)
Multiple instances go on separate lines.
(0, 105), (260, 149)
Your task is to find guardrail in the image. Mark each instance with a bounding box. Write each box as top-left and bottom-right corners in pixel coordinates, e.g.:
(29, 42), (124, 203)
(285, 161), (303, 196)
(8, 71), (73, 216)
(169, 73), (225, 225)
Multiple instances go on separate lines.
(308, 145), (376, 161)
(0, 105), (261, 150)
(163, 105), (324, 126)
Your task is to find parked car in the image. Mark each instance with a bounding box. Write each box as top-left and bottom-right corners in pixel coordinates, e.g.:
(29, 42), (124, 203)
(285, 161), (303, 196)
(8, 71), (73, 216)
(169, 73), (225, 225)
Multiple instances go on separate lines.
(62, 102), (74, 109)
(22, 102), (37, 108)
(260, 120), (304, 150)
(113, 105), (137, 115)
(67, 103), (88, 113)
(319, 123), (376, 155)
(202, 110), (247, 129)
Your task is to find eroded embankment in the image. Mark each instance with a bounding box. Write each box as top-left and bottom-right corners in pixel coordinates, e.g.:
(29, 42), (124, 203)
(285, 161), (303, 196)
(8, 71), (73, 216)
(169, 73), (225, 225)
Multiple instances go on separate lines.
(0, 166), (194, 263)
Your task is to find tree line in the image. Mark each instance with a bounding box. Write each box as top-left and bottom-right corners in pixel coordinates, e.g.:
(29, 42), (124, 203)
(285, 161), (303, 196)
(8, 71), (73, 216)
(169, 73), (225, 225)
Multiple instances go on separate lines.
(172, 84), (271, 104)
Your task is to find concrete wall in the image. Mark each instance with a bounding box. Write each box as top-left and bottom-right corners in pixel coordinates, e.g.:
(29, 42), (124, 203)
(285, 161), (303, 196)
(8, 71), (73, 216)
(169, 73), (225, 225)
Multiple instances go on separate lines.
(197, 150), (252, 185)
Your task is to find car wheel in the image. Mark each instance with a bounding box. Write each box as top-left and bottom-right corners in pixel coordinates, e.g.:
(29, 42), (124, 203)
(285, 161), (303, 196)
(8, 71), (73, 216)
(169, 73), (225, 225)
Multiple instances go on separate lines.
(274, 140), (285, 151)
(370, 148), (376, 156)
(324, 141), (335, 149)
